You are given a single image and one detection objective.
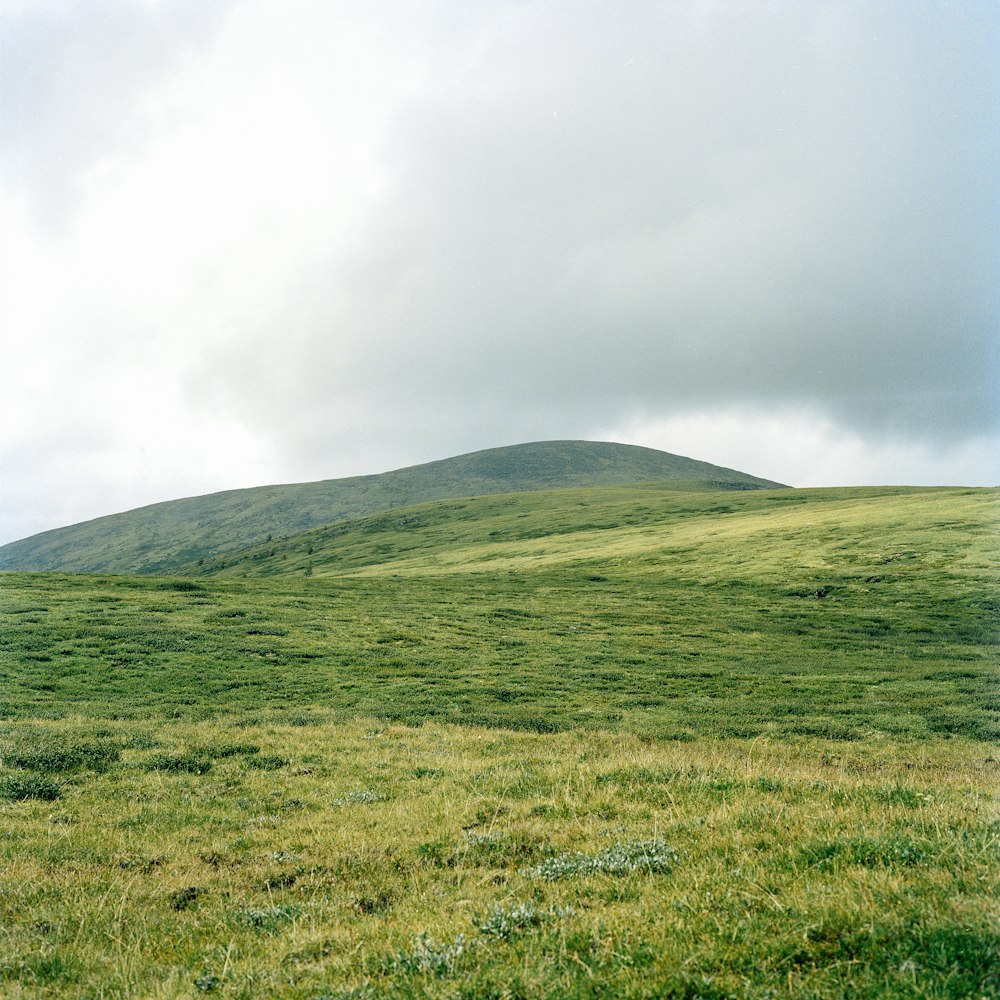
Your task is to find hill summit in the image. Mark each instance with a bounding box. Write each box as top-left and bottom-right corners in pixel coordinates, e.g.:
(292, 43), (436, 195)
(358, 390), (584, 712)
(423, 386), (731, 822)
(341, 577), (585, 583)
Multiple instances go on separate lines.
(0, 440), (787, 575)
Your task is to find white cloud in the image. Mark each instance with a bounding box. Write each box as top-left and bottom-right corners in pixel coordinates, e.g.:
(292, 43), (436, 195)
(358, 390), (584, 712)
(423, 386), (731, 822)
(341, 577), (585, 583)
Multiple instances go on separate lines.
(602, 410), (1000, 489)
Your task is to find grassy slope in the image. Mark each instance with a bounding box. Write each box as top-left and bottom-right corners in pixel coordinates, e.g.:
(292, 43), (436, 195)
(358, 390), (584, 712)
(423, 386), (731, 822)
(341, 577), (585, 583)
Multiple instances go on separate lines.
(192, 482), (993, 584)
(0, 440), (785, 575)
(0, 485), (997, 997)
(3, 486), (996, 739)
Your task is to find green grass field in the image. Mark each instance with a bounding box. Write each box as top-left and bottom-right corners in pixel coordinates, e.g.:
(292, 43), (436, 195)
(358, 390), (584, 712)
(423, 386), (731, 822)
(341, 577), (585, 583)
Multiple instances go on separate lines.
(1, 485), (997, 997)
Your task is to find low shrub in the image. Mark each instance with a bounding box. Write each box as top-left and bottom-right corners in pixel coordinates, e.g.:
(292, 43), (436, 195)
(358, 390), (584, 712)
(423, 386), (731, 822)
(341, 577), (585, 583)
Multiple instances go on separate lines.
(3, 739), (120, 773)
(0, 772), (61, 801)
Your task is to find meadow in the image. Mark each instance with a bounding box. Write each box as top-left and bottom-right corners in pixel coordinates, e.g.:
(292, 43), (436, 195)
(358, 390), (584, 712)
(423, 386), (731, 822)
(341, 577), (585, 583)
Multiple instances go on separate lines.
(0, 485), (997, 997)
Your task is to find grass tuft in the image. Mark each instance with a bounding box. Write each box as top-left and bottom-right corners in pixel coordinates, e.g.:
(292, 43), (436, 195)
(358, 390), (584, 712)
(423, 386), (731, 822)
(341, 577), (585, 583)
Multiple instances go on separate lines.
(524, 839), (679, 880)
(390, 934), (469, 976)
(473, 900), (570, 940)
(232, 905), (301, 932)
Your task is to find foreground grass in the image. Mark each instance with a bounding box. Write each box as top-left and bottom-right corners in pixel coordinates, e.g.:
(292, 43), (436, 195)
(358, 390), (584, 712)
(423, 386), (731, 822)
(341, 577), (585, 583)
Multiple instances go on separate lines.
(0, 485), (996, 995)
(1, 717), (997, 999)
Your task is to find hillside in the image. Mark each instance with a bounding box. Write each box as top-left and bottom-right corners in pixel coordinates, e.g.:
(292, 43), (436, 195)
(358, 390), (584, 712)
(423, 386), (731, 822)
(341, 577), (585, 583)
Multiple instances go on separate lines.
(0, 440), (785, 575)
(4, 485), (995, 736)
(190, 483), (966, 580)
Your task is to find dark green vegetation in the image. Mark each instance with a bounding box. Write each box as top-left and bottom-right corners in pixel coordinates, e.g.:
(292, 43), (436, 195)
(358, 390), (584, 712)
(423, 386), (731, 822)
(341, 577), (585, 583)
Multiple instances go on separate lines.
(0, 440), (785, 575)
(0, 481), (997, 997)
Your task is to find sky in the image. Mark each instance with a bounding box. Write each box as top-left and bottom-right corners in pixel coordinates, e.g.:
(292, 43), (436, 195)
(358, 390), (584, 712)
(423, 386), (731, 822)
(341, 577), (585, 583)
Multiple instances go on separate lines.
(1, 0), (997, 546)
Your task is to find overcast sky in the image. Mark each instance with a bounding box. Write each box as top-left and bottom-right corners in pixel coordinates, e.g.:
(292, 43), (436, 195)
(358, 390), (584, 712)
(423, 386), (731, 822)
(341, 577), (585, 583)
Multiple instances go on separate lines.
(1, 0), (997, 545)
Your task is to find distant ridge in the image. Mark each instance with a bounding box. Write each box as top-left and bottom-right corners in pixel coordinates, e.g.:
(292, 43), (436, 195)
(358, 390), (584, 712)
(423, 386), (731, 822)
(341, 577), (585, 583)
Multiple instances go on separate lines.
(0, 440), (787, 575)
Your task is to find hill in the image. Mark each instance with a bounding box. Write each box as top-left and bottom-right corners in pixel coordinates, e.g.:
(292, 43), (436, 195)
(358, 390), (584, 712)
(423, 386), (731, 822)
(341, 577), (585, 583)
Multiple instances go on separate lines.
(0, 440), (785, 575)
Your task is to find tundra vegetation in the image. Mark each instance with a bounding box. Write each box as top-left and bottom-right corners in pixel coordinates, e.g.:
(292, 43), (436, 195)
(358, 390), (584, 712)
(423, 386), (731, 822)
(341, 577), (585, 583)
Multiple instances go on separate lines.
(0, 483), (997, 998)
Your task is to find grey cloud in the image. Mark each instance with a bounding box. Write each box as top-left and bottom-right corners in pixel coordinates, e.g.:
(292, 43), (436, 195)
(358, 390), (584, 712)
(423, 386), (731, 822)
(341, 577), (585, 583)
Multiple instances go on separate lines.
(207, 0), (997, 461)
